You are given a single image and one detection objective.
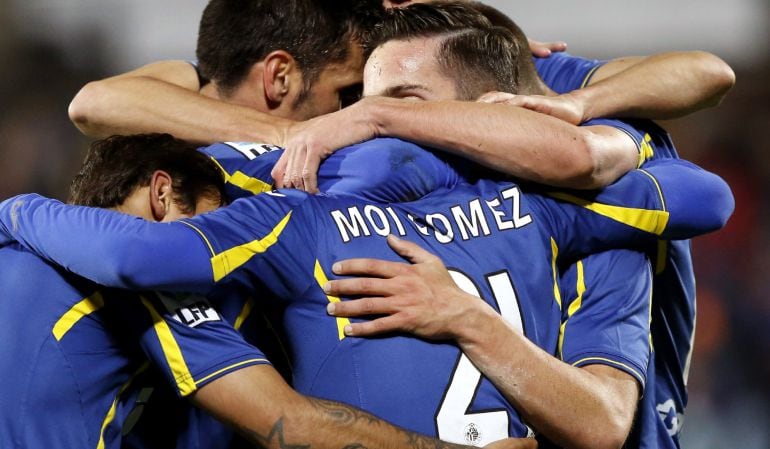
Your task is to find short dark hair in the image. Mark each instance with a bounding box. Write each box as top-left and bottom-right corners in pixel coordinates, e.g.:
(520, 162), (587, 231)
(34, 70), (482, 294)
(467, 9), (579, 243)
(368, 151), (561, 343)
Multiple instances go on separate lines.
(196, 0), (383, 97)
(68, 134), (226, 215)
(370, 1), (522, 100)
(468, 2), (543, 94)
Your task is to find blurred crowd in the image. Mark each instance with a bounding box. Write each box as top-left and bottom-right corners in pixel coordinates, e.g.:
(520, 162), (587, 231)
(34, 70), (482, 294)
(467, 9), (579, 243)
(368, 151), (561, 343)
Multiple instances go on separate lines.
(0, 5), (767, 448)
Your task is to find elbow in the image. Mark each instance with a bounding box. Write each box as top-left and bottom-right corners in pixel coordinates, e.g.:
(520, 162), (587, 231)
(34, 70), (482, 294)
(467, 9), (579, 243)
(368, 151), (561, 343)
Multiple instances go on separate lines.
(693, 51), (736, 108)
(703, 172), (735, 232)
(68, 81), (110, 137)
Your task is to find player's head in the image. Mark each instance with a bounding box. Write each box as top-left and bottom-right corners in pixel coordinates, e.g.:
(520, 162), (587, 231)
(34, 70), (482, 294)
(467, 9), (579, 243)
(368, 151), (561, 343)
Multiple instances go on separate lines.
(68, 134), (226, 222)
(363, 1), (523, 101)
(196, 0), (383, 120)
(382, 0), (470, 8)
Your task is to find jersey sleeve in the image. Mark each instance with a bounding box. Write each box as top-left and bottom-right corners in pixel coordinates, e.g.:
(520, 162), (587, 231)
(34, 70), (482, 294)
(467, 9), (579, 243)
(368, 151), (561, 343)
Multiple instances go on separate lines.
(558, 249), (652, 389)
(136, 291), (270, 397)
(534, 53), (606, 94)
(200, 138), (463, 203)
(534, 158), (734, 260)
(0, 194), (220, 293)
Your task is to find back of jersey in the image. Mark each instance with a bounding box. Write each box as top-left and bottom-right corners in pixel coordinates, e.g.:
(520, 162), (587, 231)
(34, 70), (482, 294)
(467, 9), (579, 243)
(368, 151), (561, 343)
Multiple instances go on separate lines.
(0, 244), (144, 449)
(282, 180), (563, 443)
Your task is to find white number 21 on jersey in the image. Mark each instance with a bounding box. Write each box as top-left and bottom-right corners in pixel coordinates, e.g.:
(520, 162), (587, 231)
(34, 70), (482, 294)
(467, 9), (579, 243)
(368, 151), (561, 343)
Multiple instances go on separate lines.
(435, 270), (527, 446)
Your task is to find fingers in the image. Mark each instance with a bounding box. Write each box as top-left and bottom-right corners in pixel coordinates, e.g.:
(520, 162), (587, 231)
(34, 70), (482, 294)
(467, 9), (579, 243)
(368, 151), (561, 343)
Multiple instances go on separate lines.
(331, 257), (409, 278)
(386, 235), (440, 265)
(326, 296), (400, 318)
(528, 38), (567, 58)
(271, 153), (288, 187)
(324, 277), (401, 298)
(342, 314), (405, 337)
(301, 154), (321, 194)
(284, 144), (307, 189)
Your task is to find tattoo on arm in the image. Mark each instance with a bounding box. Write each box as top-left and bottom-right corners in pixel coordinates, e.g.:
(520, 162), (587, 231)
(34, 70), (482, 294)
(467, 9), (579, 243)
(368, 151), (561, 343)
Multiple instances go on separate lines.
(239, 397), (471, 449)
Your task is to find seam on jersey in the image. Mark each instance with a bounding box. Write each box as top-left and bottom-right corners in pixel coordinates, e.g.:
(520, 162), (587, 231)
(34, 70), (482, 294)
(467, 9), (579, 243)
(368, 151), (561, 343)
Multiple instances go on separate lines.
(234, 298), (255, 331)
(195, 358), (269, 386)
(571, 356), (646, 389)
(52, 291), (105, 341)
(140, 296), (197, 396)
(314, 259), (351, 341)
(557, 261), (586, 357)
(179, 221), (216, 257)
(637, 169), (667, 211)
(545, 191), (669, 236)
(550, 238), (562, 310)
(654, 240), (668, 274)
(209, 156), (273, 195)
(210, 211), (293, 282)
(96, 361), (150, 449)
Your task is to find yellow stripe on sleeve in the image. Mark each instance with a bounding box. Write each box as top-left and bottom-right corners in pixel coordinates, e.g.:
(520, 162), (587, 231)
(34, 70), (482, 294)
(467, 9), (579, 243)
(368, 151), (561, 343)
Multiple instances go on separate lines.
(580, 65), (602, 89)
(195, 358), (269, 386)
(140, 296), (197, 397)
(546, 192), (669, 235)
(53, 291), (105, 341)
(314, 260), (350, 341)
(234, 298), (255, 331)
(637, 134), (655, 168)
(210, 211), (292, 282)
(558, 261), (586, 357)
(96, 362), (149, 449)
(209, 156), (273, 195)
(572, 356), (645, 387)
(550, 238), (562, 309)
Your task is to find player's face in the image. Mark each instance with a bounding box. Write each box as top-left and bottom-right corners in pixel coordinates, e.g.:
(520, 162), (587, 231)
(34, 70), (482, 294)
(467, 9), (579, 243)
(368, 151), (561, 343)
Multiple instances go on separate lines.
(290, 41), (365, 120)
(363, 37), (459, 101)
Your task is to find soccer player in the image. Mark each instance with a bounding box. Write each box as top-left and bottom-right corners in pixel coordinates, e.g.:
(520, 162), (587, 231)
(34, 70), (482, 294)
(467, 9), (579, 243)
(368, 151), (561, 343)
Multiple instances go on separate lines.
(0, 133), (534, 449)
(305, 4), (712, 447)
(0, 136), (733, 446)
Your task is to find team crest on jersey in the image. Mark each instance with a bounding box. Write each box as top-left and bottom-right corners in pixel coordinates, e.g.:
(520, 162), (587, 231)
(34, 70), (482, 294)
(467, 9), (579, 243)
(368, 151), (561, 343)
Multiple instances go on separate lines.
(463, 423), (483, 446)
(158, 292), (221, 327)
(224, 142), (281, 160)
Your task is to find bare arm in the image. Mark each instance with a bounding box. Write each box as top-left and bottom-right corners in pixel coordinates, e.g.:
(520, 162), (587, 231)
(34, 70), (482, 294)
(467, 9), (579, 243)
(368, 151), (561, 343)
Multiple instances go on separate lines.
(323, 236), (638, 449)
(68, 60), (292, 145)
(577, 51), (735, 121)
(501, 51), (735, 125)
(192, 364), (537, 449)
(274, 97), (637, 192)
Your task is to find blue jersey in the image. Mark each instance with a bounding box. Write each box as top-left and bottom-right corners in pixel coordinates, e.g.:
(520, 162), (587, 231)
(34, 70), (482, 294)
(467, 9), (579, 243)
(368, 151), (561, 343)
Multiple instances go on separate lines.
(0, 244), (267, 449)
(537, 54), (696, 446)
(0, 140), (732, 444)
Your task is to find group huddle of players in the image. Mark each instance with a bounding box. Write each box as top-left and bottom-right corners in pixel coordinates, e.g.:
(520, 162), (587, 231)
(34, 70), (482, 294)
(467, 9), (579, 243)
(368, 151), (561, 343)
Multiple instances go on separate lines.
(0, 1), (736, 449)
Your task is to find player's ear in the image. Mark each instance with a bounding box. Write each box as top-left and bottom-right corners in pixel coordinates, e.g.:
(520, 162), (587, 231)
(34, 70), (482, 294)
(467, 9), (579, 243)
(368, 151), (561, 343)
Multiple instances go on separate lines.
(149, 170), (174, 222)
(262, 50), (300, 106)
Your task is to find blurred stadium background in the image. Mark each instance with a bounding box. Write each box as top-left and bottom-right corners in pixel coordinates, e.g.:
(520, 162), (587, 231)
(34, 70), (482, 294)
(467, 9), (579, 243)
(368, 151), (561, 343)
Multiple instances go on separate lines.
(1, 1), (767, 447)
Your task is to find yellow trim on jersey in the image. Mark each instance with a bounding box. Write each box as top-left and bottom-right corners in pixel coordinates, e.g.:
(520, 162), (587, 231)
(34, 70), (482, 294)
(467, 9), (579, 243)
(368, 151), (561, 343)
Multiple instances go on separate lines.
(572, 356), (645, 386)
(546, 192), (669, 235)
(314, 260), (350, 341)
(550, 238), (562, 309)
(209, 156), (273, 195)
(637, 134), (655, 168)
(140, 296), (197, 397)
(655, 240), (668, 274)
(180, 221), (216, 257)
(210, 211), (292, 282)
(637, 169), (666, 211)
(96, 362), (149, 449)
(195, 358), (269, 386)
(53, 291), (105, 341)
(234, 298), (255, 331)
(580, 65), (602, 89)
(558, 261), (586, 357)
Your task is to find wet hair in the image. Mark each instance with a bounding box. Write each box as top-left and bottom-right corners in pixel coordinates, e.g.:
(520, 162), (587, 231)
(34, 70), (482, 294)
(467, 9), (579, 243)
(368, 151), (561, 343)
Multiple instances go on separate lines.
(68, 133), (226, 215)
(369, 1), (524, 100)
(196, 0), (383, 97)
